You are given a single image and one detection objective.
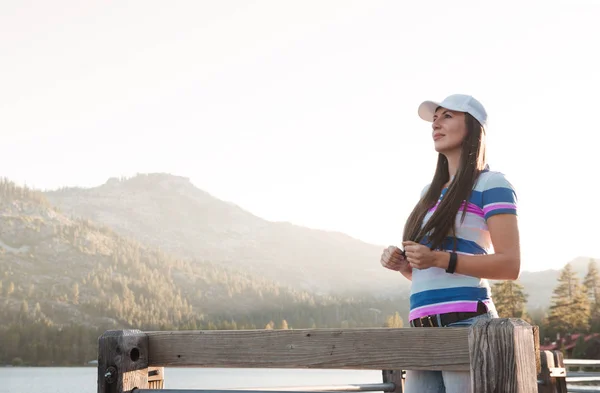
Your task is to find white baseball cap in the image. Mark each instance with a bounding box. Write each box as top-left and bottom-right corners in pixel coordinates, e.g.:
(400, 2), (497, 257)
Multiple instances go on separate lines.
(418, 94), (487, 127)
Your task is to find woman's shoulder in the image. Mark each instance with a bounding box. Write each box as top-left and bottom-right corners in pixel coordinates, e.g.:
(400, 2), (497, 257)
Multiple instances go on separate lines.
(475, 169), (516, 192)
(476, 169), (518, 216)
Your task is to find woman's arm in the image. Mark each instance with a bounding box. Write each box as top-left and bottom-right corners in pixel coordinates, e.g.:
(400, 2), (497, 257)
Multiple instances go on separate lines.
(399, 264), (413, 281)
(433, 214), (521, 280)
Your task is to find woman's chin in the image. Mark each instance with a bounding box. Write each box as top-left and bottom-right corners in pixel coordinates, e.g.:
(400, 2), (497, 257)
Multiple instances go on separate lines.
(434, 144), (448, 154)
(434, 142), (459, 154)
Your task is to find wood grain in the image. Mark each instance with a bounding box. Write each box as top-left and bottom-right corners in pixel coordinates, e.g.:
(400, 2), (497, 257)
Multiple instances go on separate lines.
(532, 325), (541, 374)
(552, 350), (567, 393)
(469, 318), (537, 393)
(97, 329), (149, 393)
(538, 350), (555, 393)
(148, 367), (164, 389)
(147, 327), (472, 371)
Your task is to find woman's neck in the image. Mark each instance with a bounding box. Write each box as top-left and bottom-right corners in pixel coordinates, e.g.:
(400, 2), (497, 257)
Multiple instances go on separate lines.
(444, 150), (461, 179)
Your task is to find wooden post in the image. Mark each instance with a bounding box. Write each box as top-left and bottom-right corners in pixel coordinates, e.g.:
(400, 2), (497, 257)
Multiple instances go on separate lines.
(148, 367), (165, 389)
(98, 330), (150, 393)
(538, 350), (567, 393)
(551, 351), (567, 393)
(532, 326), (541, 374)
(382, 370), (404, 393)
(538, 350), (556, 393)
(468, 318), (537, 392)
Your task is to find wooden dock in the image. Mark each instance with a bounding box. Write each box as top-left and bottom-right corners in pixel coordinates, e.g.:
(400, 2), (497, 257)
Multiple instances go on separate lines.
(96, 317), (589, 393)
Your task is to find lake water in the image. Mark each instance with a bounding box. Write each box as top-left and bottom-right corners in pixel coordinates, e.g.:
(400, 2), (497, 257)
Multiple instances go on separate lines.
(0, 367), (383, 393)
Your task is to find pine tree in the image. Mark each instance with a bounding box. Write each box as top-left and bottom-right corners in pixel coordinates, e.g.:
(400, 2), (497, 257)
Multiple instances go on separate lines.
(20, 301), (29, 315)
(548, 263), (591, 337)
(384, 312), (404, 328)
(492, 280), (528, 319)
(528, 306), (549, 342)
(72, 283), (80, 305)
(6, 282), (14, 297)
(18, 301), (29, 325)
(7, 282), (15, 297)
(584, 259), (600, 332)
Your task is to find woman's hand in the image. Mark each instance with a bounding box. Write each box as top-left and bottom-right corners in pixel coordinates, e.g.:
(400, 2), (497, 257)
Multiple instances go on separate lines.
(380, 245), (410, 273)
(402, 241), (445, 270)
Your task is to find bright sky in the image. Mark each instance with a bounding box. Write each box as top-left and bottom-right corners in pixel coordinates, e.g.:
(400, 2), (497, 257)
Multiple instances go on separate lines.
(2, 1), (598, 272)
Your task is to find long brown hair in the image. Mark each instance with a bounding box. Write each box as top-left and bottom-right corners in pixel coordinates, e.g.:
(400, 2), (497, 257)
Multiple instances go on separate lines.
(402, 112), (487, 251)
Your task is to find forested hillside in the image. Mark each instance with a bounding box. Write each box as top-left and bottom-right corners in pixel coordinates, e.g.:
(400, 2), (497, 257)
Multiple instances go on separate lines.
(0, 178), (408, 365)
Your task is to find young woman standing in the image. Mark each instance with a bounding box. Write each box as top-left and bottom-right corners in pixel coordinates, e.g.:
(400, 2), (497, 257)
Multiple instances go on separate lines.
(380, 94), (521, 392)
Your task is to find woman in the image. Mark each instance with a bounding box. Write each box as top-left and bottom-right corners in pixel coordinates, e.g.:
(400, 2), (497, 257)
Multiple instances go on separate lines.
(380, 94), (521, 393)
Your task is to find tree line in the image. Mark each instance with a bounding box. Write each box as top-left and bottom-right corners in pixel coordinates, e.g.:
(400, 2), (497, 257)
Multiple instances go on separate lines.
(2, 258), (597, 366)
(493, 258), (600, 346)
(0, 298), (407, 366)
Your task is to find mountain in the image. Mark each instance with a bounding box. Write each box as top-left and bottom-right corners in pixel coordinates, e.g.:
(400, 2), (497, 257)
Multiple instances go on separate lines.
(44, 173), (407, 295)
(0, 178), (409, 328)
(0, 179), (411, 365)
(43, 173), (600, 306)
(4, 173), (598, 321)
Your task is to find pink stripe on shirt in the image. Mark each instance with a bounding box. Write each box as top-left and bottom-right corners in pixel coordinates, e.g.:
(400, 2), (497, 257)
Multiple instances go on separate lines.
(408, 301), (479, 321)
(483, 203), (516, 215)
(429, 202), (484, 218)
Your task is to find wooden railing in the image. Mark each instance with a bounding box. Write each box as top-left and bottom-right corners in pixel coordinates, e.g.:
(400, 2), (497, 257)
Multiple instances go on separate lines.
(97, 318), (543, 393)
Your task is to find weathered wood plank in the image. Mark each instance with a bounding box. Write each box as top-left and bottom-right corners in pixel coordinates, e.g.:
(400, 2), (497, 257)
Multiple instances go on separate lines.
(538, 350), (556, 393)
(469, 318), (537, 393)
(532, 325), (541, 374)
(98, 329), (149, 393)
(148, 367), (164, 389)
(552, 350), (567, 393)
(147, 328), (471, 370)
(134, 389), (396, 393)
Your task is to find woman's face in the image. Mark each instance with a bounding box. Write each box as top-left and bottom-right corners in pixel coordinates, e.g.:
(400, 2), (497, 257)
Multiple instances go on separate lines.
(431, 107), (468, 153)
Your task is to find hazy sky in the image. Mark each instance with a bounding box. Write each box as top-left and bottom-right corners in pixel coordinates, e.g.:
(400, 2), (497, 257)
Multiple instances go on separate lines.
(2, 1), (598, 272)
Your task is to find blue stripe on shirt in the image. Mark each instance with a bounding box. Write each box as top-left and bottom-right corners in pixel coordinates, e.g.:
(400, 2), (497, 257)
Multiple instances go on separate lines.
(482, 187), (517, 205)
(410, 286), (491, 309)
(420, 235), (487, 254)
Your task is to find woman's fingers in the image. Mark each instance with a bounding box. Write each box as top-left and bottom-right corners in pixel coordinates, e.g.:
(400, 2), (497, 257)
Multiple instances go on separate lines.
(380, 250), (395, 267)
(408, 260), (420, 269)
(381, 245), (410, 271)
(382, 247), (401, 261)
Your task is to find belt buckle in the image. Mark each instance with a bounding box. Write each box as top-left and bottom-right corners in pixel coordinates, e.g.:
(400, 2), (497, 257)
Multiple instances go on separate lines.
(420, 316), (434, 327)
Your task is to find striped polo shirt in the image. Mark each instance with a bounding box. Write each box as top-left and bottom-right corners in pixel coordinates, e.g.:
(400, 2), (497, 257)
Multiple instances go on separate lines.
(408, 167), (518, 322)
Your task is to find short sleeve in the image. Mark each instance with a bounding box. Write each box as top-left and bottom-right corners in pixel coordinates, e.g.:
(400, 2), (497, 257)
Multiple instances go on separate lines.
(481, 172), (517, 220)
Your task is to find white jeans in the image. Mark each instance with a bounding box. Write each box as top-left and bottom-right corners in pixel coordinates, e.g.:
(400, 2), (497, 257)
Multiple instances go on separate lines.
(404, 310), (497, 393)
